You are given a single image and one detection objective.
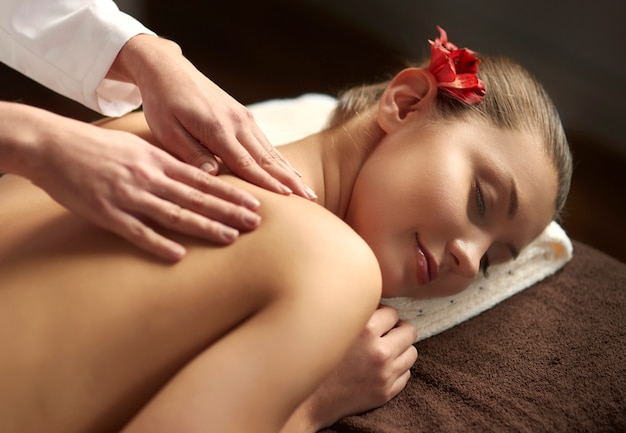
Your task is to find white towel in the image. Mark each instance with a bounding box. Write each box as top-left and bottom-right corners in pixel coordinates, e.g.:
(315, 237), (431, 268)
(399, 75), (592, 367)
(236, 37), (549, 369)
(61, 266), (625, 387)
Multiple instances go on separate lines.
(249, 94), (574, 342)
(382, 221), (573, 341)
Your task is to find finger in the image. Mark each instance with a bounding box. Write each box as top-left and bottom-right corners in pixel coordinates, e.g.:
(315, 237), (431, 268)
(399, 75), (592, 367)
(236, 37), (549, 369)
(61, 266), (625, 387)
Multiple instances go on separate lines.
(238, 128), (318, 200)
(150, 175), (261, 231)
(129, 191), (241, 245)
(198, 153), (220, 175)
(210, 126), (317, 200)
(163, 156), (261, 211)
(247, 122), (312, 187)
(384, 321), (419, 349)
(164, 118), (294, 196)
(366, 305), (401, 336)
(214, 134), (294, 195)
(388, 369), (412, 401)
(396, 343), (418, 373)
(103, 209), (187, 262)
(248, 120), (300, 175)
(157, 120), (223, 174)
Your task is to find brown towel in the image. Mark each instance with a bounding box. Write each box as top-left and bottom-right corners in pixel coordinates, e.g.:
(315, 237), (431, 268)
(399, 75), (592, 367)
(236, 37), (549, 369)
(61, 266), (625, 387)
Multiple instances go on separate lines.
(323, 241), (626, 433)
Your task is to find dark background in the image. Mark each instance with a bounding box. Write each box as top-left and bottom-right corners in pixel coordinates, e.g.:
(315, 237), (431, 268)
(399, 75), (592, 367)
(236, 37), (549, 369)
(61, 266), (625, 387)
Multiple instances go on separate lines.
(1, 0), (624, 262)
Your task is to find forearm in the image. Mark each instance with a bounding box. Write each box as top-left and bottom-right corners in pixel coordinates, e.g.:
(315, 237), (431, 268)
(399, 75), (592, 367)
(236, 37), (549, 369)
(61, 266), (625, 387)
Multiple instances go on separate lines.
(106, 34), (184, 89)
(0, 0), (153, 115)
(0, 102), (52, 178)
(281, 390), (337, 433)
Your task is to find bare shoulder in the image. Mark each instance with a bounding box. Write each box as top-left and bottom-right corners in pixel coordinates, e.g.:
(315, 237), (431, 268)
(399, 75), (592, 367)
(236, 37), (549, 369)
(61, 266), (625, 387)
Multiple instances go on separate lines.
(220, 175), (382, 287)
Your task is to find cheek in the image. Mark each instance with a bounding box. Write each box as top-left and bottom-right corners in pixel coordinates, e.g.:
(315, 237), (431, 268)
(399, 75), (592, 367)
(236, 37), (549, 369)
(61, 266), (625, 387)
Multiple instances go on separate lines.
(410, 162), (470, 235)
(347, 146), (469, 248)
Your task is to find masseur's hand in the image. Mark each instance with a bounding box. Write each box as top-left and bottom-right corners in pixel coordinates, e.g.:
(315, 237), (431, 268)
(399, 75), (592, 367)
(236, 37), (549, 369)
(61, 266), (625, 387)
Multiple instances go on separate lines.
(108, 34), (317, 201)
(284, 305), (418, 432)
(1, 102), (262, 261)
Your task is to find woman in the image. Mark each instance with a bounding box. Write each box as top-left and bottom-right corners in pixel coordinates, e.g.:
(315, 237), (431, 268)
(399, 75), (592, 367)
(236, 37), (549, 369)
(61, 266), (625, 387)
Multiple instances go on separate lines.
(0, 29), (572, 433)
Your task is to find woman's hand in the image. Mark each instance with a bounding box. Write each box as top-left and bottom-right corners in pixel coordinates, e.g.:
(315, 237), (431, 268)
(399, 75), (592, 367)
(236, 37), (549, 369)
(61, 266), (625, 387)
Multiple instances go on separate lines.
(284, 305), (418, 432)
(110, 35), (317, 201)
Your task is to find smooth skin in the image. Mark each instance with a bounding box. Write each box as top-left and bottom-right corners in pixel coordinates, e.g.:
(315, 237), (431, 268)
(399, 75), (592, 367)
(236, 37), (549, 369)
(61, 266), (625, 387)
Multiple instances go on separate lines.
(0, 174), (381, 433)
(0, 67), (557, 432)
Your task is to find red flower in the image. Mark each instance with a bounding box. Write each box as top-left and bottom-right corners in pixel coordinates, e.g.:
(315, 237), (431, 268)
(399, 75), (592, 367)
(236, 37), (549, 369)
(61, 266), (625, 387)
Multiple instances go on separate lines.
(427, 26), (486, 105)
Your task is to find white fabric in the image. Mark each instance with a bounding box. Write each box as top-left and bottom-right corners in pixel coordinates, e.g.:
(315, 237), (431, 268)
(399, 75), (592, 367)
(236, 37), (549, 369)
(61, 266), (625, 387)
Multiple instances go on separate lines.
(249, 93), (574, 342)
(382, 221), (573, 341)
(249, 93), (337, 145)
(0, 0), (155, 116)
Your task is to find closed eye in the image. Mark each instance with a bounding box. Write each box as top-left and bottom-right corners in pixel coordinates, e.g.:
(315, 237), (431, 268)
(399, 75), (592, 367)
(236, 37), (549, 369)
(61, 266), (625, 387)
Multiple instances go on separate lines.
(474, 178), (490, 277)
(480, 254), (490, 278)
(474, 179), (486, 218)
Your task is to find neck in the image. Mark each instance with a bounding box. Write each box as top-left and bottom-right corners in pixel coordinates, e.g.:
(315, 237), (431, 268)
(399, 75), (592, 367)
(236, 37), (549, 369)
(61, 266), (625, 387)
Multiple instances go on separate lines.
(278, 108), (383, 218)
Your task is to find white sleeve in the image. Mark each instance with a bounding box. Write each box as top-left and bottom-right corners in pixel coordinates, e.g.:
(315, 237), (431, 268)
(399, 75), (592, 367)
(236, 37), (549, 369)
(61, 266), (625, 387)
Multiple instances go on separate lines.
(0, 0), (156, 116)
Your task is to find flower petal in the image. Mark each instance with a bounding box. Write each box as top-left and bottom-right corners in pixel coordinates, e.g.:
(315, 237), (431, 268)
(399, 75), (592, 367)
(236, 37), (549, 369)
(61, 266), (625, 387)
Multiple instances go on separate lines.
(426, 26), (485, 105)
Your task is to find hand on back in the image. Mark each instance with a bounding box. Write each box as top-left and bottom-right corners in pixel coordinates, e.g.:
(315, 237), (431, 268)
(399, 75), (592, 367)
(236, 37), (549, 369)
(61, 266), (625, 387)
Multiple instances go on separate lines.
(114, 35), (317, 202)
(27, 112), (263, 261)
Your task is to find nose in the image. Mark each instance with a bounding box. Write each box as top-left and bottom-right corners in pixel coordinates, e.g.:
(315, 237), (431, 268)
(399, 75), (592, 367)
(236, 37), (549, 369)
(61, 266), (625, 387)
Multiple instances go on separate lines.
(447, 235), (490, 279)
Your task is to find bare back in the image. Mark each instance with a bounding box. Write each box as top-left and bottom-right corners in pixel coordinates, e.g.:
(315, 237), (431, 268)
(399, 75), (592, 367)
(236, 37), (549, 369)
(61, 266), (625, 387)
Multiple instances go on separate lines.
(0, 173), (381, 433)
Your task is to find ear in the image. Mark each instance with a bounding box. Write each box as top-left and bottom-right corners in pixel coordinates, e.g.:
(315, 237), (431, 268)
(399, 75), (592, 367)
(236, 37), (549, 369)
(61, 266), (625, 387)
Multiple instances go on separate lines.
(377, 68), (438, 133)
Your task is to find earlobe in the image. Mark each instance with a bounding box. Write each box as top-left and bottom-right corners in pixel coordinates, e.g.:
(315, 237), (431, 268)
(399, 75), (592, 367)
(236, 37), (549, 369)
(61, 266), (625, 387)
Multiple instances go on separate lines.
(377, 68), (437, 132)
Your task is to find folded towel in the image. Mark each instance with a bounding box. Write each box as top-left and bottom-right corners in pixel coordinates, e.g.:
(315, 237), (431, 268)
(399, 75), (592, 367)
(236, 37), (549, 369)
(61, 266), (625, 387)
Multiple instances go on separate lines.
(382, 221), (573, 341)
(248, 93), (337, 145)
(249, 94), (574, 341)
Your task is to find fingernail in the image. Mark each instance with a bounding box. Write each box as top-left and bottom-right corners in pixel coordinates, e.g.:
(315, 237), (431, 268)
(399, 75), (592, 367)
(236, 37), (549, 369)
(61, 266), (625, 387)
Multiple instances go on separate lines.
(169, 244), (186, 260)
(279, 184), (293, 195)
(242, 195), (261, 210)
(304, 184), (318, 200)
(200, 161), (218, 174)
(221, 227), (239, 243)
(242, 212), (262, 228)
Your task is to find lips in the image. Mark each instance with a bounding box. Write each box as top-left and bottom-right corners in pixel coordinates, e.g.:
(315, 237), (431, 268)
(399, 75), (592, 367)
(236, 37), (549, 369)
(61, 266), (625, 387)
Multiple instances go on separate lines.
(415, 234), (439, 285)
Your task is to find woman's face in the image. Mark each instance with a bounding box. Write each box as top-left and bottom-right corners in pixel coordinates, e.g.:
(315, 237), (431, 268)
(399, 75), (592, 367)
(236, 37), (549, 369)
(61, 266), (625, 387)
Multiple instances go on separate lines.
(345, 118), (558, 298)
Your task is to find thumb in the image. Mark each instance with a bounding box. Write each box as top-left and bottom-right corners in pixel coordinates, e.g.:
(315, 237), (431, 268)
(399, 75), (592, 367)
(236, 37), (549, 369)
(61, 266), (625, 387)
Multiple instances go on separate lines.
(164, 129), (221, 175)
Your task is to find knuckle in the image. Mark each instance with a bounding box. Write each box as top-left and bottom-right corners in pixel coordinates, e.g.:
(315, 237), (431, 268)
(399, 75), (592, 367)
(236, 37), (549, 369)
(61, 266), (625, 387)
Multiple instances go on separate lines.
(225, 203), (244, 221)
(239, 107), (255, 122)
(258, 148), (283, 169)
(235, 153), (257, 171)
(201, 220), (232, 243)
(208, 118), (228, 137)
(131, 162), (155, 185)
(110, 181), (134, 204)
(166, 204), (184, 224)
(126, 221), (150, 244)
(229, 106), (254, 125)
(187, 188), (207, 209)
(364, 320), (379, 337)
(192, 168), (216, 188)
(371, 345), (392, 365)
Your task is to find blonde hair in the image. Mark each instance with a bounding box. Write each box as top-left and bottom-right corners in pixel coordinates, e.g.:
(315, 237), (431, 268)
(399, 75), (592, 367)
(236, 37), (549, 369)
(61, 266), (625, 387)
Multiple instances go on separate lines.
(328, 56), (573, 220)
